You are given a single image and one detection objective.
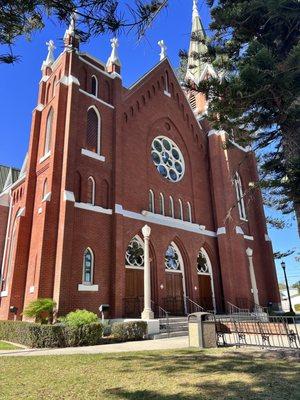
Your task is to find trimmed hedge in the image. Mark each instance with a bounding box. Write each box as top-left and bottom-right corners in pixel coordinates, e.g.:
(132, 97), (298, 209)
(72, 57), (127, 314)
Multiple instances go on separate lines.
(111, 321), (147, 341)
(0, 321), (103, 348)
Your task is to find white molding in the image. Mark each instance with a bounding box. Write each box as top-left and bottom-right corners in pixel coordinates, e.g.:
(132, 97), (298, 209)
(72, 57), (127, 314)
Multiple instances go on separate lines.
(35, 104), (45, 112)
(40, 75), (50, 83)
(78, 284), (99, 292)
(208, 129), (226, 137)
(81, 148), (106, 162)
(115, 205), (217, 237)
(59, 75), (80, 86)
(110, 71), (122, 79)
(217, 227), (226, 235)
(0, 290), (8, 297)
(229, 139), (251, 153)
(17, 207), (25, 218)
(235, 226), (244, 235)
(75, 202), (113, 215)
(29, 286), (35, 294)
(39, 151), (51, 164)
(125, 265), (144, 271)
(244, 235), (254, 241)
(79, 89), (114, 109)
(164, 90), (171, 97)
(64, 190), (75, 202)
(42, 192), (52, 202)
(265, 234), (271, 242)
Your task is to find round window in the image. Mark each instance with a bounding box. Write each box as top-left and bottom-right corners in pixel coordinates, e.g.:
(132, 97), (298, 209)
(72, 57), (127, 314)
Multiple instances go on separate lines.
(151, 136), (185, 182)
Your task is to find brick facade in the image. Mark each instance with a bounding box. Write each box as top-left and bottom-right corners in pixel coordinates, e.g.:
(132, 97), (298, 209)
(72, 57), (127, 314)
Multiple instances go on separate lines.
(0, 37), (280, 320)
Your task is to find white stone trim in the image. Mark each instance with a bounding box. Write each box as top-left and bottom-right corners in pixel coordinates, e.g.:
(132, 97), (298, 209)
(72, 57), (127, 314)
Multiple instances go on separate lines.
(64, 191), (75, 202)
(75, 202), (113, 215)
(229, 139), (251, 153)
(78, 284), (99, 292)
(40, 75), (50, 83)
(217, 227), (226, 235)
(79, 89), (115, 109)
(81, 148), (106, 162)
(244, 235), (254, 241)
(110, 71), (122, 79)
(42, 192), (51, 202)
(235, 226), (244, 235)
(265, 234), (271, 242)
(59, 75), (80, 86)
(39, 151), (51, 164)
(208, 129), (226, 137)
(29, 286), (35, 294)
(35, 104), (45, 112)
(17, 207), (25, 218)
(164, 90), (171, 97)
(115, 205), (217, 237)
(0, 290), (8, 297)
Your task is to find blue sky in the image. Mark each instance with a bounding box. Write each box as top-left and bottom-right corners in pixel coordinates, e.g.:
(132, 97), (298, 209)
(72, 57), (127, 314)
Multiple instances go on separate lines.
(0, 0), (298, 285)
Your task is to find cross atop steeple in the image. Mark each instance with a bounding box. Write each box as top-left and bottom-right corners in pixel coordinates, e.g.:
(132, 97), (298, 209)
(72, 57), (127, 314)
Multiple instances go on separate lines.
(41, 40), (56, 72)
(64, 11), (80, 50)
(158, 40), (167, 61)
(106, 37), (121, 74)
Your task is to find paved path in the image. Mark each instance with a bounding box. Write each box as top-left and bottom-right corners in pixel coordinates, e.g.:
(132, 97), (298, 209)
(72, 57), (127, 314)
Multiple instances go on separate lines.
(0, 336), (189, 357)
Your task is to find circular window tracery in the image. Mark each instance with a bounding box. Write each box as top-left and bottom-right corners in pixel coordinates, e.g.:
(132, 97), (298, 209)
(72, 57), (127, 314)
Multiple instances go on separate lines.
(197, 250), (209, 274)
(125, 237), (144, 267)
(151, 136), (185, 182)
(165, 244), (181, 271)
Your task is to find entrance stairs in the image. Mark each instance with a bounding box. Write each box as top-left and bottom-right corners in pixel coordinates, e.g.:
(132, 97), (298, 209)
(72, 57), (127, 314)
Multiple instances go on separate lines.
(152, 317), (189, 340)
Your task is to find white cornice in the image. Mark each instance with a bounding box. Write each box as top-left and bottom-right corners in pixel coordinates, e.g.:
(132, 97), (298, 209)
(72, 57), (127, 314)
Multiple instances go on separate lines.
(74, 202), (112, 215)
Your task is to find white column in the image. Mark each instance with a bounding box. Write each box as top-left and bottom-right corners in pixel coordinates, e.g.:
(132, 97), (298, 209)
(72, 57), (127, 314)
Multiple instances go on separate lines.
(141, 225), (154, 320)
(246, 248), (260, 305)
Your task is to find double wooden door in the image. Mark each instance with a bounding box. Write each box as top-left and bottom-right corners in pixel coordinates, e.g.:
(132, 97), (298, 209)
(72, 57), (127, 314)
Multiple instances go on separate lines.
(164, 272), (184, 316)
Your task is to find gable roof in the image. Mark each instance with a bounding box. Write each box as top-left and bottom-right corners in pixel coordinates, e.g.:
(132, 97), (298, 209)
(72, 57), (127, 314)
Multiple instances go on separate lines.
(0, 165), (20, 193)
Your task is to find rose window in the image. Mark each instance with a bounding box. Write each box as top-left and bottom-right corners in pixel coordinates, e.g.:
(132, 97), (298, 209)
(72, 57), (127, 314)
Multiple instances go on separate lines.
(165, 244), (181, 271)
(125, 237), (144, 267)
(151, 136), (185, 182)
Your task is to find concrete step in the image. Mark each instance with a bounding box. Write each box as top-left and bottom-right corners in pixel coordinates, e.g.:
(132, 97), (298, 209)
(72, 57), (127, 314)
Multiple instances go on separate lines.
(159, 317), (188, 324)
(152, 330), (188, 340)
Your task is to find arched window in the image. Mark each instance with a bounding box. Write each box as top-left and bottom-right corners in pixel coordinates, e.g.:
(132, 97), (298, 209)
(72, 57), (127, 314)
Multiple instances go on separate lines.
(125, 236), (144, 268)
(83, 248), (94, 284)
(234, 172), (247, 220)
(51, 77), (56, 98)
(169, 196), (174, 218)
(44, 108), (53, 155)
(165, 243), (181, 271)
(197, 249), (211, 274)
(87, 177), (95, 205)
(187, 202), (192, 223)
(165, 71), (169, 93)
(159, 193), (165, 215)
(86, 107), (100, 154)
(42, 178), (48, 200)
(178, 199), (183, 220)
(149, 190), (155, 213)
(91, 75), (98, 97)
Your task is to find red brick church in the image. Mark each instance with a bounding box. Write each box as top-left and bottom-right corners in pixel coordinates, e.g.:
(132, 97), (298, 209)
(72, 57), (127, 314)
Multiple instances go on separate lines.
(0, 1), (280, 321)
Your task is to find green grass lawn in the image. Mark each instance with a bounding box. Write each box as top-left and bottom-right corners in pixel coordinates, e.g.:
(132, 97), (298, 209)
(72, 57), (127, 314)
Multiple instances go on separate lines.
(0, 348), (299, 400)
(0, 341), (21, 350)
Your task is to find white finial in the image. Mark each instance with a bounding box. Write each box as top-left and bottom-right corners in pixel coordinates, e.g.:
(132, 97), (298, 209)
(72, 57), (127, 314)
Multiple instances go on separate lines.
(64, 11), (78, 39)
(193, 0), (199, 19)
(106, 38), (121, 67)
(158, 40), (167, 61)
(41, 40), (56, 70)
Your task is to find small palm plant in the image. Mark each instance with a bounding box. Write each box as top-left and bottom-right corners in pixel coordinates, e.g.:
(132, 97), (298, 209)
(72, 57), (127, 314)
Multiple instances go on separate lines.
(23, 298), (56, 324)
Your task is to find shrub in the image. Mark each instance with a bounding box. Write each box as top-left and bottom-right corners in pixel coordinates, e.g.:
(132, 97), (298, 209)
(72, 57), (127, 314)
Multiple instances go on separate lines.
(65, 323), (103, 347)
(64, 309), (99, 327)
(23, 298), (56, 324)
(111, 321), (147, 341)
(294, 304), (300, 312)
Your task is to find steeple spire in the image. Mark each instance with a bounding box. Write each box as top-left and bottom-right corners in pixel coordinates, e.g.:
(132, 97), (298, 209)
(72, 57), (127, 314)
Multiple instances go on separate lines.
(185, 0), (208, 85)
(41, 40), (56, 72)
(64, 11), (80, 50)
(106, 38), (121, 74)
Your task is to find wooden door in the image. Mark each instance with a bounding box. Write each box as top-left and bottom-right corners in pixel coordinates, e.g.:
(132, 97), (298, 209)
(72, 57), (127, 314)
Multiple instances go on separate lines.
(125, 269), (144, 317)
(164, 272), (184, 315)
(198, 275), (213, 311)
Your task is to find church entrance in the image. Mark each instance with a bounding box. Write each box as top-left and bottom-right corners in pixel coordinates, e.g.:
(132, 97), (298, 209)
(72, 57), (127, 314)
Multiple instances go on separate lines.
(197, 248), (215, 312)
(163, 242), (186, 316)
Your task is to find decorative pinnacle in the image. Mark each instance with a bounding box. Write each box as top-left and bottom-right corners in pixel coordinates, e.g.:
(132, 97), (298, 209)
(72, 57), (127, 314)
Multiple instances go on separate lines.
(193, 0), (199, 19)
(41, 40), (56, 70)
(158, 40), (167, 61)
(64, 10), (78, 38)
(106, 37), (121, 67)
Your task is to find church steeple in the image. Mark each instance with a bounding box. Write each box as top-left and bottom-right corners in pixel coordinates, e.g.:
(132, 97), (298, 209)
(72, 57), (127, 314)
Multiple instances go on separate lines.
(185, 0), (209, 85)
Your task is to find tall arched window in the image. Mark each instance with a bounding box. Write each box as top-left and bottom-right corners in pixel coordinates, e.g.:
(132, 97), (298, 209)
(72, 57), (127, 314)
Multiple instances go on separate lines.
(165, 71), (169, 93)
(91, 75), (98, 97)
(149, 190), (155, 213)
(234, 172), (247, 220)
(86, 107), (100, 154)
(83, 248), (94, 284)
(178, 199), (183, 220)
(44, 108), (53, 155)
(186, 202), (192, 222)
(42, 178), (48, 200)
(169, 196), (174, 218)
(125, 236), (144, 268)
(87, 177), (95, 205)
(159, 193), (165, 215)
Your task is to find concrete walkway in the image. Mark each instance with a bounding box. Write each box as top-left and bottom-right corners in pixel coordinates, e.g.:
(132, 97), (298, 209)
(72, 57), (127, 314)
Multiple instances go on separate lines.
(0, 336), (189, 357)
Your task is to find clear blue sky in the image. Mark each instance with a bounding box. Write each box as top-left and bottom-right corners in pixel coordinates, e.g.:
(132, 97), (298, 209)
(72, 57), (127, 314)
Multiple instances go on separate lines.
(0, 0), (298, 285)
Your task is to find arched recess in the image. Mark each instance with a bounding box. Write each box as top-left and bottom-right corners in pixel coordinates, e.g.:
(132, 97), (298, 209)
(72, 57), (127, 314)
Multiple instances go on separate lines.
(80, 67), (88, 91)
(44, 107), (54, 155)
(164, 241), (187, 315)
(74, 172), (82, 202)
(86, 106), (101, 154)
(91, 75), (98, 97)
(87, 176), (95, 205)
(2, 211), (19, 292)
(101, 179), (109, 209)
(196, 247), (216, 312)
(124, 234), (156, 318)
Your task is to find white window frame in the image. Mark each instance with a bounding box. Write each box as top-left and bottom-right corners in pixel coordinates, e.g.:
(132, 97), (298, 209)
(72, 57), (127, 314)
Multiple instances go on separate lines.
(88, 176), (96, 206)
(169, 196), (174, 218)
(234, 172), (247, 220)
(149, 189), (155, 213)
(197, 247), (216, 312)
(159, 193), (165, 216)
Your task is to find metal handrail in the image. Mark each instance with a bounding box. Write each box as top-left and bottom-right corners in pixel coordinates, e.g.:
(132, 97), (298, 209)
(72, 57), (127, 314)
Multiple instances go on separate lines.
(151, 300), (170, 337)
(227, 301), (250, 315)
(184, 296), (206, 313)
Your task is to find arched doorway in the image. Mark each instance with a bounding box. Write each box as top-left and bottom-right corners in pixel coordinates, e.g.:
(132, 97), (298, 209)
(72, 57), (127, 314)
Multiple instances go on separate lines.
(164, 242), (186, 316)
(124, 236), (145, 317)
(197, 248), (215, 312)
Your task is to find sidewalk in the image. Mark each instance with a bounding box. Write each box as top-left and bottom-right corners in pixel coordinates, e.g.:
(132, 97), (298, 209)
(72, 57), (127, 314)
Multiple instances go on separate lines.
(0, 336), (189, 357)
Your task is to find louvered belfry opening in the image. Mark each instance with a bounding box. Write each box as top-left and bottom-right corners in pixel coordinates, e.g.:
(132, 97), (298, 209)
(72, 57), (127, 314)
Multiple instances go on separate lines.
(86, 108), (99, 153)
